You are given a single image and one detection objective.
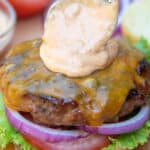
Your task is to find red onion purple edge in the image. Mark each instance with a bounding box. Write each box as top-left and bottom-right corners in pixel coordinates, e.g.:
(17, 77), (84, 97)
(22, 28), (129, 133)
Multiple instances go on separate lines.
(79, 106), (150, 135)
(5, 107), (89, 143)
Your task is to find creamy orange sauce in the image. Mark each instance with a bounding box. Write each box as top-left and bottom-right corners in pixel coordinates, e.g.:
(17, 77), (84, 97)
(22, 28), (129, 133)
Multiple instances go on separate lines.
(40, 0), (118, 77)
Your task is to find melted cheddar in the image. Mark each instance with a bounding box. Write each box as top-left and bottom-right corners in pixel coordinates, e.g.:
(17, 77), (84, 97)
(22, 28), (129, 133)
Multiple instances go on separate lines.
(0, 39), (145, 126)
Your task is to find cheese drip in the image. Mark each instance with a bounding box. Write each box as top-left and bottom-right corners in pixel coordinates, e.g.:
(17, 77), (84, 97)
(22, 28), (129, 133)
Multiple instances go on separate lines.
(0, 39), (145, 125)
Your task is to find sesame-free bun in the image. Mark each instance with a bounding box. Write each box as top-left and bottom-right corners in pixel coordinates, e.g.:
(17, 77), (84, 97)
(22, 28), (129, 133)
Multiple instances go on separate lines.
(122, 0), (150, 45)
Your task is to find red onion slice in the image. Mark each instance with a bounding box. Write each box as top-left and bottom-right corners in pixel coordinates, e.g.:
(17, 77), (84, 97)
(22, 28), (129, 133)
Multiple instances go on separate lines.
(79, 106), (150, 135)
(5, 107), (89, 142)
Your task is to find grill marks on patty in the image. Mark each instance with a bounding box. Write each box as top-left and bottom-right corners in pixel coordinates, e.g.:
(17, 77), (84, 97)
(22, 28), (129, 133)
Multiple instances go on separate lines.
(22, 94), (86, 126)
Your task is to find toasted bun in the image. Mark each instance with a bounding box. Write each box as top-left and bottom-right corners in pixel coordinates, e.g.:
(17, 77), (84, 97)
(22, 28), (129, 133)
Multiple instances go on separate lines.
(122, 0), (150, 45)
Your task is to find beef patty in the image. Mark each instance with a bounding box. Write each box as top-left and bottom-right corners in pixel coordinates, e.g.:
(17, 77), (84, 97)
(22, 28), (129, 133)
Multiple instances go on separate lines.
(0, 39), (149, 126)
(21, 86), (148, 126)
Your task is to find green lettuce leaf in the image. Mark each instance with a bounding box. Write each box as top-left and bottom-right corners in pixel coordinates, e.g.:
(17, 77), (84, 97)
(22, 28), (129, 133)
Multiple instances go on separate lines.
(0, 93), (36, 150)
(103, 120), (150, 150)
(134, 38), (150, 62)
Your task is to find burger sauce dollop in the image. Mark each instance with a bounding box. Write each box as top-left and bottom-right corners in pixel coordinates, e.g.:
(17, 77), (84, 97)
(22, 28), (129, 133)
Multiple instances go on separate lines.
(40, 0), (119, 77)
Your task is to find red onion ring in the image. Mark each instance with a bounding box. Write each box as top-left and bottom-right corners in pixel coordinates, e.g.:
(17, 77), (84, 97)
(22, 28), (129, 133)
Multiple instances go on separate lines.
(5, 107), (89, 142)
(113, 24), (122, 37)
(79, 106), (150, 135)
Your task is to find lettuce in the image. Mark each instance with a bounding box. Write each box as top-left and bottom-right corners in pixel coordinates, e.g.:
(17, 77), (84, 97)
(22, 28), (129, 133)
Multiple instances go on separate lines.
(0, 93), (36, 150)
(134, 38), (150, 63)
(103, 120), (150, 150)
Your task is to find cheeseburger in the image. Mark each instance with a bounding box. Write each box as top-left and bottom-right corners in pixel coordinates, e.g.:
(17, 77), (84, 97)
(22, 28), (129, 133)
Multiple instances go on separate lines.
(0, 0), (150, 150)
